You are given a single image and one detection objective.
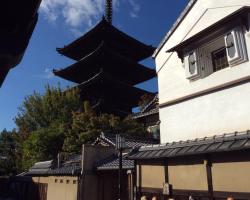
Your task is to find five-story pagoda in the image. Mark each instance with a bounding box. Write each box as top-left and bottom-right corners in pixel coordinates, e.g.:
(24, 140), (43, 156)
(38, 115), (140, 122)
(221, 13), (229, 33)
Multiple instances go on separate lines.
(53, 0), (156, 117)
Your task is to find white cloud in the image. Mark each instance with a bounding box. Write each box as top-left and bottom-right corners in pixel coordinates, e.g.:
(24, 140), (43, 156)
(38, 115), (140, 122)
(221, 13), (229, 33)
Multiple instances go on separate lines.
(128, 0), (140, 18)
(40, 0), (139, 32)
(40, 0), (119, 29)
(43, 68), (54, 79)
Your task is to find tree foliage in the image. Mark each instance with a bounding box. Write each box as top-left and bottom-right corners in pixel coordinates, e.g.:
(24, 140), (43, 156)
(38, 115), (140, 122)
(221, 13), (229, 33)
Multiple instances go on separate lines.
(14, 85), (82, 170)
(0, 129), (18, 175)
(4, 85), (147, 172)
(15, 85), (81, 138)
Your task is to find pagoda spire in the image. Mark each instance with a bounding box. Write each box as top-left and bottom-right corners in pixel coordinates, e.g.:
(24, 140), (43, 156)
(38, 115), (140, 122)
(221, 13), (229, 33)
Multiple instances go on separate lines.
(105, 0), (112, 24)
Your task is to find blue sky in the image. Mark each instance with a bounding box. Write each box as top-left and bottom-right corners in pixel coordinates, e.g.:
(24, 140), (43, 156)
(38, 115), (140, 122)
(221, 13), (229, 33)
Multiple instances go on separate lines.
(0, 0), (188, 131)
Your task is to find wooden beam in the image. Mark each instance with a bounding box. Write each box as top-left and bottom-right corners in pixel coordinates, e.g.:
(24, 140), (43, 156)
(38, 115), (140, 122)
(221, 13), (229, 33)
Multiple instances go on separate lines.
(204, 159), (214, 200)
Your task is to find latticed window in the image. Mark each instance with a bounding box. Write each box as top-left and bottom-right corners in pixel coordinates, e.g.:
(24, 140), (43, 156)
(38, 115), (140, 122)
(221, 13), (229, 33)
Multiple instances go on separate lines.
(212, 48), (229, 72)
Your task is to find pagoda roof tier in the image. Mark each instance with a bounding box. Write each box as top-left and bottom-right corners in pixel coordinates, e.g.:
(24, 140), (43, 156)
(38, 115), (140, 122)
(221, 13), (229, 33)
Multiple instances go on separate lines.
(76, 71), (154, 108)
(56, 18), (155, 62)
(53, 43), (156, 85)
(90, 98), (132, 117)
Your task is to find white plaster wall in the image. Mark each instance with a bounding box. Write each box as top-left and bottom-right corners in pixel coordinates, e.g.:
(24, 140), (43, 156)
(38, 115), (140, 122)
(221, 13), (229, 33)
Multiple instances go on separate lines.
(155, 0), (250, 143)
(160, 82), (250, 143)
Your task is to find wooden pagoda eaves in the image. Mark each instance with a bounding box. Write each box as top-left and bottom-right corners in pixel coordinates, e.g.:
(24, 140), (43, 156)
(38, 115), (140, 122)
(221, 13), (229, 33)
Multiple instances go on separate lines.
(53, 43), (156, 85)
(76, 70), (154, 107)
(0, 0), (42, 87)
(56, 18), (155, 62)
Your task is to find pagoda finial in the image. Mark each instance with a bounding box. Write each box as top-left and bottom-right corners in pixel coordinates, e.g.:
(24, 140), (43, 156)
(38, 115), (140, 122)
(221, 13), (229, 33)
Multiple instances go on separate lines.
(105, 0), (113, 24)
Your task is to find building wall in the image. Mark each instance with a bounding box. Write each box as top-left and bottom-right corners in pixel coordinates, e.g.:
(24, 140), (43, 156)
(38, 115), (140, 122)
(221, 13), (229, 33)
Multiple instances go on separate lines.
(136, 152), (250, 199)
(212, 161), (250, 193)
(155, 0), (250, 143)
(81, 145), (117, 200)
(210, 151), (250, 193)
(139, 165), (165, 188)
(168, 159), (207, 191)
(32, 176), (78, 200)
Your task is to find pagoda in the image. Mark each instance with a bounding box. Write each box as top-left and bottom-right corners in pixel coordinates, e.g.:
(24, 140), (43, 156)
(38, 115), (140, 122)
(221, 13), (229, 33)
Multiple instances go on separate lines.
(53, 0), (156, 117)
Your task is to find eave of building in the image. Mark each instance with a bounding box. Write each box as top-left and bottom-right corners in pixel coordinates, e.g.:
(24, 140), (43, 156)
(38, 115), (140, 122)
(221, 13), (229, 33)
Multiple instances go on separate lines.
(88, 99), (132, 117)
(132, 108), (159, 120)
(24, 155), (82, 177)
(166, 6), (250, 60)
(0, 0), (42, 87)
(96, 154), (134, 171)
(57, 18), (155, 62)
(152, 0), (198, 58)
(53, 42), (156, 85)
(128, 130), (250, 160)
(93, 132), (159, 149)
(73, 70), (154, 107)
(132, 94), (159, 119)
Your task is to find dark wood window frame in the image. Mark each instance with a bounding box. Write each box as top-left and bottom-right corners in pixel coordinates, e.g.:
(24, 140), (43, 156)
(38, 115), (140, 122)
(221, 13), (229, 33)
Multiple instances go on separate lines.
(212, 47), (229, 72)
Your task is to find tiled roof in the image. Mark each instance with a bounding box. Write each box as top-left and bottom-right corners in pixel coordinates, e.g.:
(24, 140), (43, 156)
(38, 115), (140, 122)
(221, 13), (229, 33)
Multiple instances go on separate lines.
(132, 94), (159, 119)
(63, 154), (82, 166)
(96, 154), (134, 170)
(132, 108), (159, 119)
(24, 155), (82, 176)
(48, 165), (81, 176)
(128, 131), (250, 160)
(94, 132), (159, 149)
(141, 94), (159, 113)
(27, 160), (53, 174)
(25, 165), (81, 176)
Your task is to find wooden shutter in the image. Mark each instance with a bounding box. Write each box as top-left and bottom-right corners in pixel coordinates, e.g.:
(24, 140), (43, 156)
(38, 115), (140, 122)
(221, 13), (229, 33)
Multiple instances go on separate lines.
(185, 50), (200, 80)
(224, 28), (244, 64)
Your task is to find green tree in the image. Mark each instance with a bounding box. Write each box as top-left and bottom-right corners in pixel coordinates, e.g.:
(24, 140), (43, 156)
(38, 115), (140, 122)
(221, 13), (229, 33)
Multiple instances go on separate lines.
(13, 85), (149, 171)
(22, 123), (65, 170)
(15, 85), (81, 138)
(14, 85), (82, 170)
(62, 105), (147, 153)
(0, 129), (18, 175)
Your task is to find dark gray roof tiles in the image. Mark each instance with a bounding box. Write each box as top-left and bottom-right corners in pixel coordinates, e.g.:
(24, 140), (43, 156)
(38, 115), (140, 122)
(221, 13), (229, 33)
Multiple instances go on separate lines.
(63, 154), (82, 166)
(132, 94), (159, 119)
(25, 155), (82, 176)
(96, 154), (134, 170)
(128, 131), (250, 160)
(25, 165), (81, 176)
(132, 108), (159, 119)
(48, 165), (81, 176)
(30, 160), (53, 170)
(27, 160), (54, 175)
(95, 132), (159, 149)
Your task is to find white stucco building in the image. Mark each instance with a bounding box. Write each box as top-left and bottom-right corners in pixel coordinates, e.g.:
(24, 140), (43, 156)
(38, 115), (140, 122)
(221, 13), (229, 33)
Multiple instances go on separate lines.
(154, 0), (250, 143)
(129, 1), (250, 199)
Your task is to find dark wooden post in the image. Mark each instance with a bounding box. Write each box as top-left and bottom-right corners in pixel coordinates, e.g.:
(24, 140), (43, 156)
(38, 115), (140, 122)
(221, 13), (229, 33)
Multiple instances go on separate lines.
(116, 134), (125, 200)
(118, 147), (123, 200)
(205, 158), (214, 200)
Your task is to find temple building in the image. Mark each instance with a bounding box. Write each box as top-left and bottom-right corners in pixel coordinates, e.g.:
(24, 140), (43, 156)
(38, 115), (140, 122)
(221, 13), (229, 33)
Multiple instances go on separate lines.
(0, 0), (42, 87)
(132, 94), (160, 139)
(53, 16), (156, 117)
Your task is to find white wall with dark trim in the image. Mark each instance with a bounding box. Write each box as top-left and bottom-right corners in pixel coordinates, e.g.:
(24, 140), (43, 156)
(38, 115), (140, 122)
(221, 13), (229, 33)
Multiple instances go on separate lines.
(156, 0), (250, 143)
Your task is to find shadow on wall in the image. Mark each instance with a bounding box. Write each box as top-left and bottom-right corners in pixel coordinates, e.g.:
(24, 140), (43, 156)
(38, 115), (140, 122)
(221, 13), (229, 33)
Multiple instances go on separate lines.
(0, 176), (47, 200)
